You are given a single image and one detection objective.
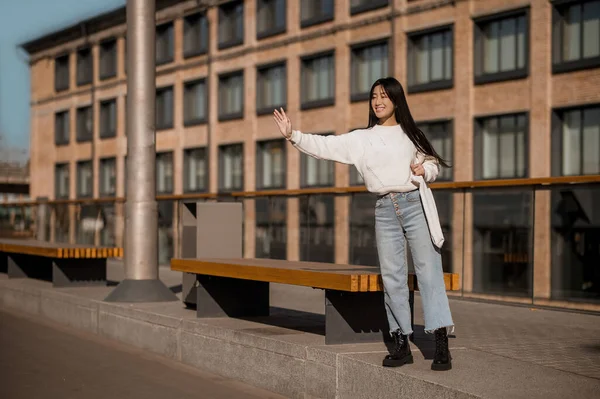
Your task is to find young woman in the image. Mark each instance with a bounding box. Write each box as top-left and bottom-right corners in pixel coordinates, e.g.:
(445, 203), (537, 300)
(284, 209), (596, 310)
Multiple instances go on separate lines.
(273, 77), (454, 371)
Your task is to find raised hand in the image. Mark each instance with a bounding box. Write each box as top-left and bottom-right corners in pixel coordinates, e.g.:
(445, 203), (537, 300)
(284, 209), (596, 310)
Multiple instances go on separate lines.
(273, 107), (292, 139)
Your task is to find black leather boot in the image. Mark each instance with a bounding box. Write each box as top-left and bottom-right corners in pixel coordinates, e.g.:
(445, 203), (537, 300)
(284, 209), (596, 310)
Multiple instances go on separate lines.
(382, 331), (413, 367)
(431, 328), (452, 371)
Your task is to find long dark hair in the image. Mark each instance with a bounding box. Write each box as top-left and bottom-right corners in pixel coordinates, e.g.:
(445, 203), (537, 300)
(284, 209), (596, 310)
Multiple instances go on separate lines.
(368, 77), (450, 168)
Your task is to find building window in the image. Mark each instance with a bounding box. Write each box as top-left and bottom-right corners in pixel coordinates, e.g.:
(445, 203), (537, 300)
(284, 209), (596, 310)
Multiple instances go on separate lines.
(156, 22), (174, 65)
(552, 0), (600, 73)
(99, 158), (116, 197)
(55, 163), (70, 199)
(218, 0), (244, 49)
(351, 40), (389, 101)
(255, 197), (287, 260)
(257, 62), (286, 114)
(54, 110), (70, 146)
(407, 26), (453, 93)
(184, 12), (209, 57)
(156, 152), (174, 194)
(475, 113), (528, 180)
(76, 106), (93, 142)
(219, 71), (244, 121)
(256, 139), (286, 189)
(76, 160), (93, 198)
(99, 38), (117, 80)
(301, 51), (335, 110)
(55, 54), (70, 92)
(301, 133), (335, 187)
(156, 86), (174, 130)
(552, 105), (600, 176)
(350, 0), (388, 16)
(257, 0), (286, 39)
(219, 143), (244, 192)
(99, 99), (117, 139)
(300, 195), (335, 263)
(417, 120), (453, 181)
(474, 9), (529, 84)
(184, 79), (207, 126)
(183, 147), (208, 193)
(301, 0), (334, 28)
(76, 47), (93, 86)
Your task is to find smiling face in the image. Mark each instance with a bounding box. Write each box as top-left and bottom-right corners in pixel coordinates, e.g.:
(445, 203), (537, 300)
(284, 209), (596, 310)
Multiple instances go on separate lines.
(370, 85), (396, 125)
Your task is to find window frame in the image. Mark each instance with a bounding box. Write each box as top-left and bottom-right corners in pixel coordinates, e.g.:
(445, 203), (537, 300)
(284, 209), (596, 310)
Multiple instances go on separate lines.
(183, 12), (209, 59)
(76, 46), (93, 86)
(256, 0), (287, 40)
(474, 112), (530, 180)
(155, 151), (174, 194)
(407, 24), (454, 94)
(54, 163), (70, 200)
(218, 69), (245, 121)
(75, 105), (93, 143)
(218, 143), (245, 192)
(416, 118), (454, 181)
(183, 78), (208, 126)
(99, 98), (117, 139)
(98, 157), (117, 197)
(156, 85), (174, 130)
(99, 37), (117, 80)
(473, 7), (530, 85)
(551, 0), (600, 74)
(256, 60), (287, 115)
(350, 0), (389, 16)
(300, 50), (336, 110)
(551, 102), (600, 176)
(155, 21), (175, 66)
(256, 138), (287, 189)
(300, 0), (335, 28)
(76, 160), (93, 198)
(350, 37), (390, 102)
(183, 147), (209, 193)
(54, 109), (70, 146)
(218, 0), (245, 50)
(54, 53), (70, 92)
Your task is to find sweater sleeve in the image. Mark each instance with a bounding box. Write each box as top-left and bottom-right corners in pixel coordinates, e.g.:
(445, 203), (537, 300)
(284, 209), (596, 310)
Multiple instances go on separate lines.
(288, 130), (359, 165)
(418, 153), (440, 183)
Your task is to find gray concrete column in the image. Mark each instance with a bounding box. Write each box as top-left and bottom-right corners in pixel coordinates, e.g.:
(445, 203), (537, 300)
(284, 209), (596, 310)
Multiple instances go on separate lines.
(105, 0), (176, 302)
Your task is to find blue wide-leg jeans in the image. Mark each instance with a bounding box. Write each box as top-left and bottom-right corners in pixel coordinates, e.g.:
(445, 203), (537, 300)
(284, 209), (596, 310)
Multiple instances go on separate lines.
(375, 190), (454, 335)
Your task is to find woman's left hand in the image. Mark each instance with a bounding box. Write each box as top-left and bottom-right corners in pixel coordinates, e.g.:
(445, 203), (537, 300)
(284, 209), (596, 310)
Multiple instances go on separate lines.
(411, 162), (425, 177)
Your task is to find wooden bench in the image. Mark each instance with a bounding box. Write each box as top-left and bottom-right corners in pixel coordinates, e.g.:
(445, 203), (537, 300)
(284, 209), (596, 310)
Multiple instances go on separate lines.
(171, 257), (459, 345)
(0, 239), (123, 287)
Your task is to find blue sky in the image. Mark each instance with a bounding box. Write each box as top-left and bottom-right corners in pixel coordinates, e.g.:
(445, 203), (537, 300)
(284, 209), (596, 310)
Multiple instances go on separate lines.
(0, 0), (125, 153)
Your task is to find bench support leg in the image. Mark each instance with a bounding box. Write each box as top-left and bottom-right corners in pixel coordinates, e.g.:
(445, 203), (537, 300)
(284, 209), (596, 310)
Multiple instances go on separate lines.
(7, 254), (52, 282)
(324, 290), (389, 345)
(196, 275), (269, 318)
(0, 252), (7, 274)
(52, 258), (107, 287)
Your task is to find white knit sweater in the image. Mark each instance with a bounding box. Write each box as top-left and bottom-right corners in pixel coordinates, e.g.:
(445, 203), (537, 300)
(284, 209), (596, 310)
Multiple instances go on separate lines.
(289, 124), (440, 195)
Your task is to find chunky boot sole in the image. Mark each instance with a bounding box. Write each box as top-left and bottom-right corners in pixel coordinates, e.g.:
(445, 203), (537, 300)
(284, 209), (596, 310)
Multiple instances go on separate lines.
(431, 360), (452, 371)
(382, 354), (414, 367)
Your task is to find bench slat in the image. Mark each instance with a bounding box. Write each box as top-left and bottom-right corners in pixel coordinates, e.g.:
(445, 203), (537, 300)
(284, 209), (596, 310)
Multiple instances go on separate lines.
(171, 258), (460, 293)
(0, 239), (122, 260)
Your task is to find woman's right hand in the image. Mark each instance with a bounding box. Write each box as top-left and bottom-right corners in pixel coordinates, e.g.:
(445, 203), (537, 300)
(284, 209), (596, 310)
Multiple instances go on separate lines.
(273, 108), (292, 139)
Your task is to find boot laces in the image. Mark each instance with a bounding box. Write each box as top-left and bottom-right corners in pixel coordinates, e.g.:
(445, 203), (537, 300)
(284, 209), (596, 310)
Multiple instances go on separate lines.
(435, 329), (448, 356)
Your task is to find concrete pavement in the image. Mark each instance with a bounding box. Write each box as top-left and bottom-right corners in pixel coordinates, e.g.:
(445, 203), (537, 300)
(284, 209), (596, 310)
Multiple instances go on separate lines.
(0, 307), (285, 399)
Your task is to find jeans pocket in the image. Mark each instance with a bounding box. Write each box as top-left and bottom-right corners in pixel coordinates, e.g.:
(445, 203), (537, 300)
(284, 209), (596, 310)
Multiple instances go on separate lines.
(406, 190), (421, 202)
